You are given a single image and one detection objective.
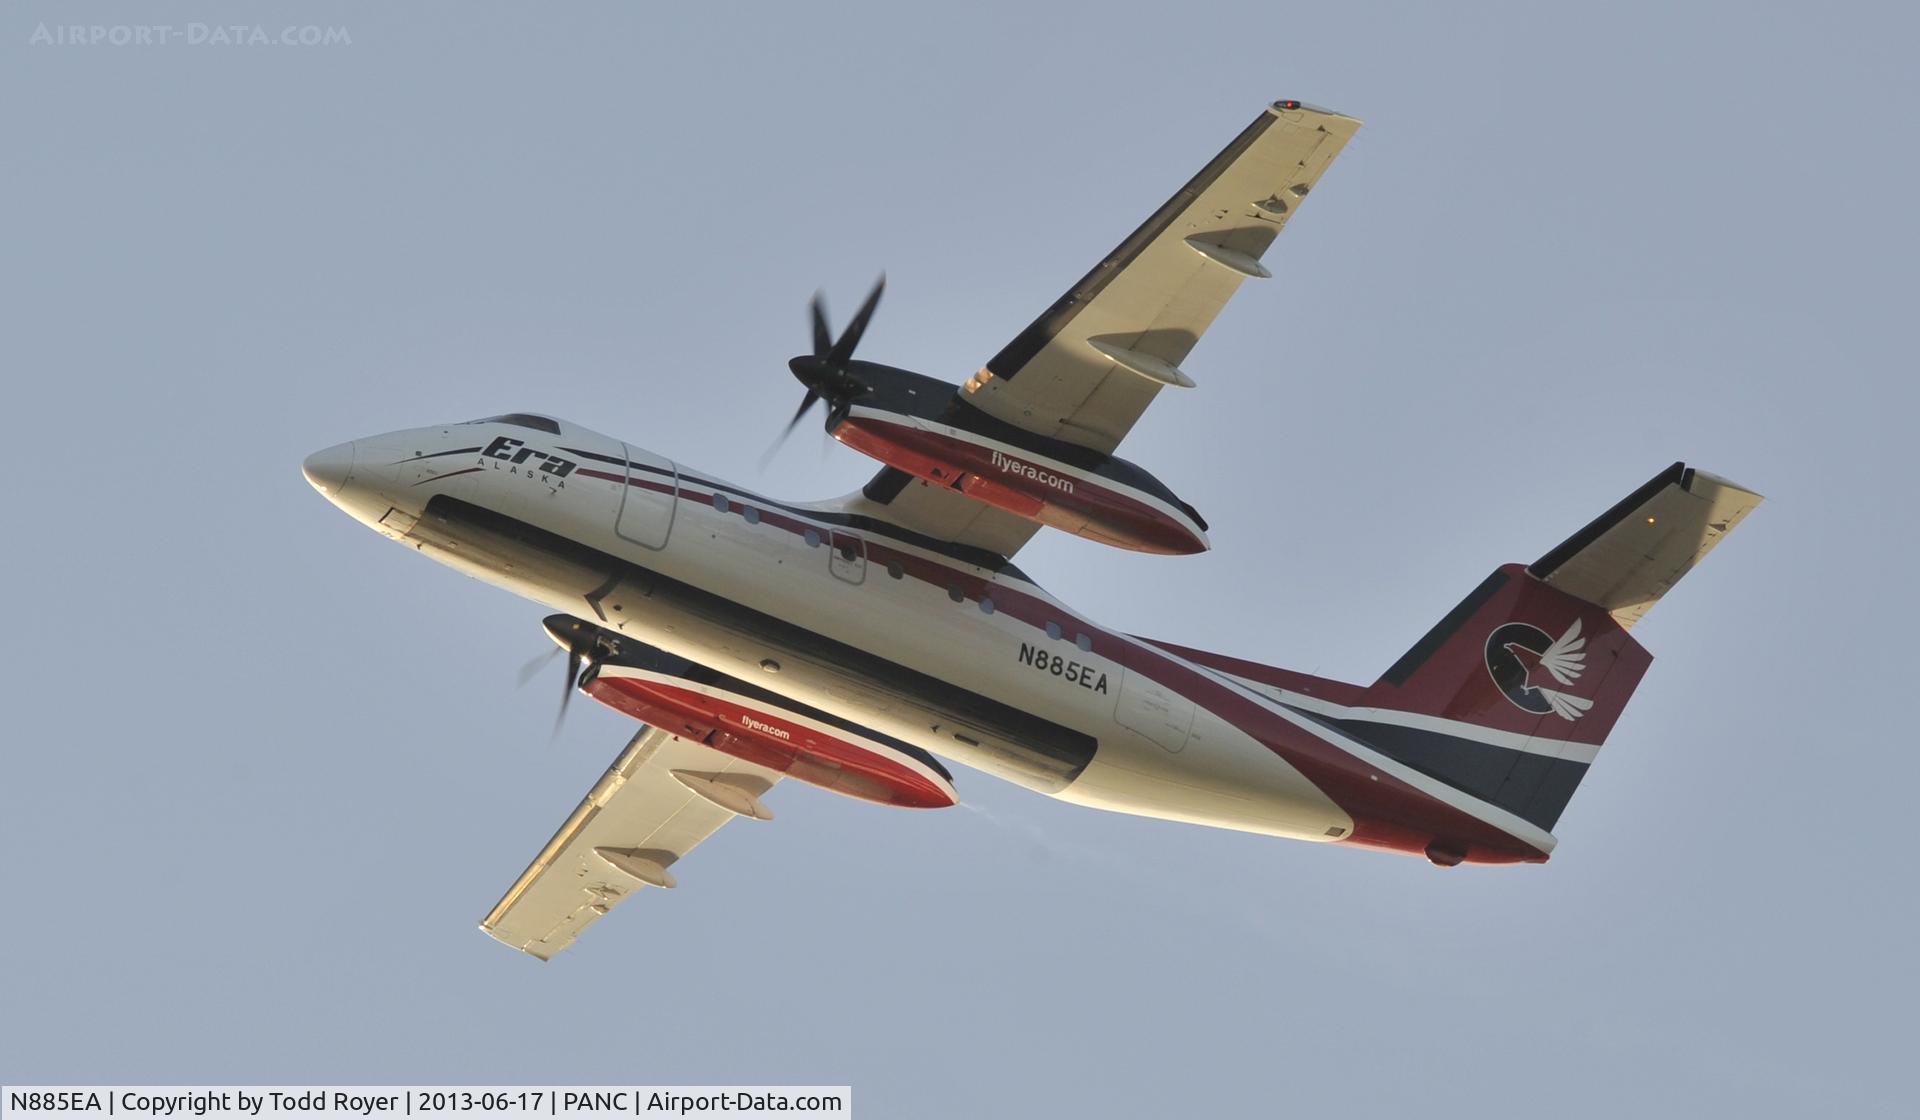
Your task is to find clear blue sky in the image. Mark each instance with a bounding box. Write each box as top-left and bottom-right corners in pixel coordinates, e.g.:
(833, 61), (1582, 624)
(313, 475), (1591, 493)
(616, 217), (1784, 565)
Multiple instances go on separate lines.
(3, 2), (1912, 1116)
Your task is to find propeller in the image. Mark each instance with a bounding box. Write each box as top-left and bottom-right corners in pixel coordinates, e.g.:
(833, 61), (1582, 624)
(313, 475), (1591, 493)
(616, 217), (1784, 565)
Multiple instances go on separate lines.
(761, 274), (885, 467)
(516, 646), (559, 688)
(537, 615), (607, 739)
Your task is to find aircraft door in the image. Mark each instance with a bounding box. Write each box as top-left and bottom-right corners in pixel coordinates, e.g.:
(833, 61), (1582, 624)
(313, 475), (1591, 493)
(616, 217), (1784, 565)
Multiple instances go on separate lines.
(828, 530), (866, 584)
(615, 444), (677, 550)
(1115, 669), (1194, 753)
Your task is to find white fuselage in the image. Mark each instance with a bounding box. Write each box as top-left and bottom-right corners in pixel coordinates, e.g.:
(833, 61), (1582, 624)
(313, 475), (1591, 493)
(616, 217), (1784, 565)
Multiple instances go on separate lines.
(306, 416), (1358, 842)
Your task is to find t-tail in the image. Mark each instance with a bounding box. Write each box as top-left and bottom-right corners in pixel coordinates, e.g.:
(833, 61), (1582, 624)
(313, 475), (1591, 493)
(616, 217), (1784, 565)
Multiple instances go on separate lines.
(1349, 462), (1762, 840)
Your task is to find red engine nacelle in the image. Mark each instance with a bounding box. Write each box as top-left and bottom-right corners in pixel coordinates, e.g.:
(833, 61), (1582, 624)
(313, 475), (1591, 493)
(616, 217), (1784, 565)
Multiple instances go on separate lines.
(580, 662), (958, 809)
(833, 404), (1210, 555)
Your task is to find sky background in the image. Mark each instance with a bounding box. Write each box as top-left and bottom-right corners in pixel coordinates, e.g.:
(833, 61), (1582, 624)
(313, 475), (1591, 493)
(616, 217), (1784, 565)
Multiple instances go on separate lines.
(2, 1), (1914, 1116)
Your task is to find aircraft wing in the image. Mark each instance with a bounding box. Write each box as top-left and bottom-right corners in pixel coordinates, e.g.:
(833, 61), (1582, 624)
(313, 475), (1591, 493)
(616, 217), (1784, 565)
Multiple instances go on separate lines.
(854, 100), (1360, 559)
(846, 468), (1044, 561)
(480, 725), (782, 960)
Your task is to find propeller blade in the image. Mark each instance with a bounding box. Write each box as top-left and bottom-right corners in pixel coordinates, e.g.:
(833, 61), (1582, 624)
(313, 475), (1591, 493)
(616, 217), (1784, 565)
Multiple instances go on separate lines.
(810, 293), (832, 358)
(827, 274), (885, 366)
(517, 646), (559, 688)
(786, 388), (821, 432)
(768, 275), (885, 473)
(553, 648), (582, 739)
(759, 389), (820, 469)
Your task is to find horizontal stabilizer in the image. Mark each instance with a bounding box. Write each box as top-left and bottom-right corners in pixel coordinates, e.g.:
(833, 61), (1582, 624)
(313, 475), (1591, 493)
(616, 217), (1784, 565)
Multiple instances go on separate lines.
(1528, 463), (1762, 629)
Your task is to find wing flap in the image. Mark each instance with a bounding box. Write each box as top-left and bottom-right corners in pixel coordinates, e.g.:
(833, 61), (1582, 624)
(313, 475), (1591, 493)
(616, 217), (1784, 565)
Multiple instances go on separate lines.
(966, 102), (1361, 454)
(480, 727), (783, 960)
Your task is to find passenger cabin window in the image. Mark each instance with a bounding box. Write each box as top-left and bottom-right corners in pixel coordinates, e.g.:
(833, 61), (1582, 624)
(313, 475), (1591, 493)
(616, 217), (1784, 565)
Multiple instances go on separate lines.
(463, 413), (561, 434)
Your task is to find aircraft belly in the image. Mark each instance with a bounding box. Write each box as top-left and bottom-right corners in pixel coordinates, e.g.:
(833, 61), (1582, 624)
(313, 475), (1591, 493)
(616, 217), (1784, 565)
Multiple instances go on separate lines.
(1055, 707), (1352, 841)
(405, 493), (1096, 793)
(404, 484), (1349, 838)
(403, 491), (635, 616)
(632, 511), (1350, 839)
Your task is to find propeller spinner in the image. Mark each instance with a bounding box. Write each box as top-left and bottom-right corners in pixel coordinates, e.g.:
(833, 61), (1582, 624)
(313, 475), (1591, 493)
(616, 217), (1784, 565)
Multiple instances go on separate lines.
(538, 615), (616, 738)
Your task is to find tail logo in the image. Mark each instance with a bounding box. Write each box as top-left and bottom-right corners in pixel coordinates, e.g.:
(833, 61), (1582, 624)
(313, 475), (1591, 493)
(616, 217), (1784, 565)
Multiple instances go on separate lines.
(1484, 619), (1594, 721)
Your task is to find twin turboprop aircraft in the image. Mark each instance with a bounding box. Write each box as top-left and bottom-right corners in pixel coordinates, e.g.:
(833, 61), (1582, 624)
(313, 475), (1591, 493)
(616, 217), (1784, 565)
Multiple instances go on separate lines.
(304, 101), (1762, 959)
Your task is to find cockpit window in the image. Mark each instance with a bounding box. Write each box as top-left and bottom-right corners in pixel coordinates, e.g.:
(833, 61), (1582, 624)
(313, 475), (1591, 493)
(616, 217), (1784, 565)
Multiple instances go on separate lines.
(463, 413), (561, 435)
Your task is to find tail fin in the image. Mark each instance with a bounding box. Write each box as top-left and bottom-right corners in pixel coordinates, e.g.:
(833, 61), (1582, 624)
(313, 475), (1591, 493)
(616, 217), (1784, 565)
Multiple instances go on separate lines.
(1354, 463), (1762, 831)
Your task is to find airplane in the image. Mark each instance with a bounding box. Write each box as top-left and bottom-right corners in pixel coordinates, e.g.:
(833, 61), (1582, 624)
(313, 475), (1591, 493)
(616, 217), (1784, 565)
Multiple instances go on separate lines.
(303, 100), (1762, 959)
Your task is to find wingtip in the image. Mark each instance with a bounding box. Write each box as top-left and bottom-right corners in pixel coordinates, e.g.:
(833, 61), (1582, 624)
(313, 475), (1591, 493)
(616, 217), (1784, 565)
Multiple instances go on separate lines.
(1684, 466), (1766, 504)
(1270, 99), (1362, 125)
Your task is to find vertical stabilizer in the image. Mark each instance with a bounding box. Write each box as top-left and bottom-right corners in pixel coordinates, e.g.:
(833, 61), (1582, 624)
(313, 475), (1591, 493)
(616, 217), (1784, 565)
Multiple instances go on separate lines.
(1349, 463), (1761, 831)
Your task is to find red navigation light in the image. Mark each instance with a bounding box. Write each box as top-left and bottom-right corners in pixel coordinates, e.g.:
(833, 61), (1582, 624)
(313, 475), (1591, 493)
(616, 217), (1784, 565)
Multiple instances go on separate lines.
(1277, 99), (1302, 110)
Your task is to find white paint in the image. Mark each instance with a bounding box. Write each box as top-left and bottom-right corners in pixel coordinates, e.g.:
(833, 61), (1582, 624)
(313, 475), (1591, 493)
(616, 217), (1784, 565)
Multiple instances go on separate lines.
(306, 416), (1557, 853)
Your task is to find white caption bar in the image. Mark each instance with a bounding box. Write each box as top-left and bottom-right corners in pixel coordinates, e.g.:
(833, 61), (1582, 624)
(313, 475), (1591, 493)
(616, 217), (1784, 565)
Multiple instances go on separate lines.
(3, 1089), (850, 1120)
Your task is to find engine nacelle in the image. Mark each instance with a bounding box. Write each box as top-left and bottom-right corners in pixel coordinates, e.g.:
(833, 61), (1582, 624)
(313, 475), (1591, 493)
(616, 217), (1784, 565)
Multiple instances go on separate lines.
(576, 634), (958, 809)
(833, 398), (1210, 555)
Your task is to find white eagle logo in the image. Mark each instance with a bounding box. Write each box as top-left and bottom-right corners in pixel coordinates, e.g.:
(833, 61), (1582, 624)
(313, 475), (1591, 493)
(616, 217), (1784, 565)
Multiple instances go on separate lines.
(1500, 619), (1593, 720)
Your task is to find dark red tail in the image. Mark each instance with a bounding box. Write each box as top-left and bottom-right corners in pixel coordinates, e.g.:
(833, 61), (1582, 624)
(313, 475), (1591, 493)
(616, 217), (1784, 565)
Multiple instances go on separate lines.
(1367, 565), (1651, 743)
(1353, 564), (1651, 830)
(1350, 462), (1761, 831)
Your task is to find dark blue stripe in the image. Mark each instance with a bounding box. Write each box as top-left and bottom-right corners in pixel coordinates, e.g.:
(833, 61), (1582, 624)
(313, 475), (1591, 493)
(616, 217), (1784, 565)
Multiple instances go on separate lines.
(1285, 707), (1590, 832)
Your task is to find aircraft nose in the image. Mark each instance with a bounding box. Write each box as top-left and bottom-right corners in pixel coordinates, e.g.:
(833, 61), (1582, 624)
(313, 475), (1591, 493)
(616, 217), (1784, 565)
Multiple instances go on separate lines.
(302, 441), (356, 496)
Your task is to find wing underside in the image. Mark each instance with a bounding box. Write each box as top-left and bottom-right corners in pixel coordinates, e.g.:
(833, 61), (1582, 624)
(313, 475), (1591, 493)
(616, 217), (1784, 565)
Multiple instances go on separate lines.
(481, 726), (783, 960)
(852, 100), (1361, 560)
(966, 100), (1361, 455)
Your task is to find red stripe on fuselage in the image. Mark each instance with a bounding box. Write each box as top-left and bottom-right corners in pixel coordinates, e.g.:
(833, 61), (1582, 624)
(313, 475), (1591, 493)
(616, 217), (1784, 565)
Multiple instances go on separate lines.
(1139, 639), (1372, 707)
